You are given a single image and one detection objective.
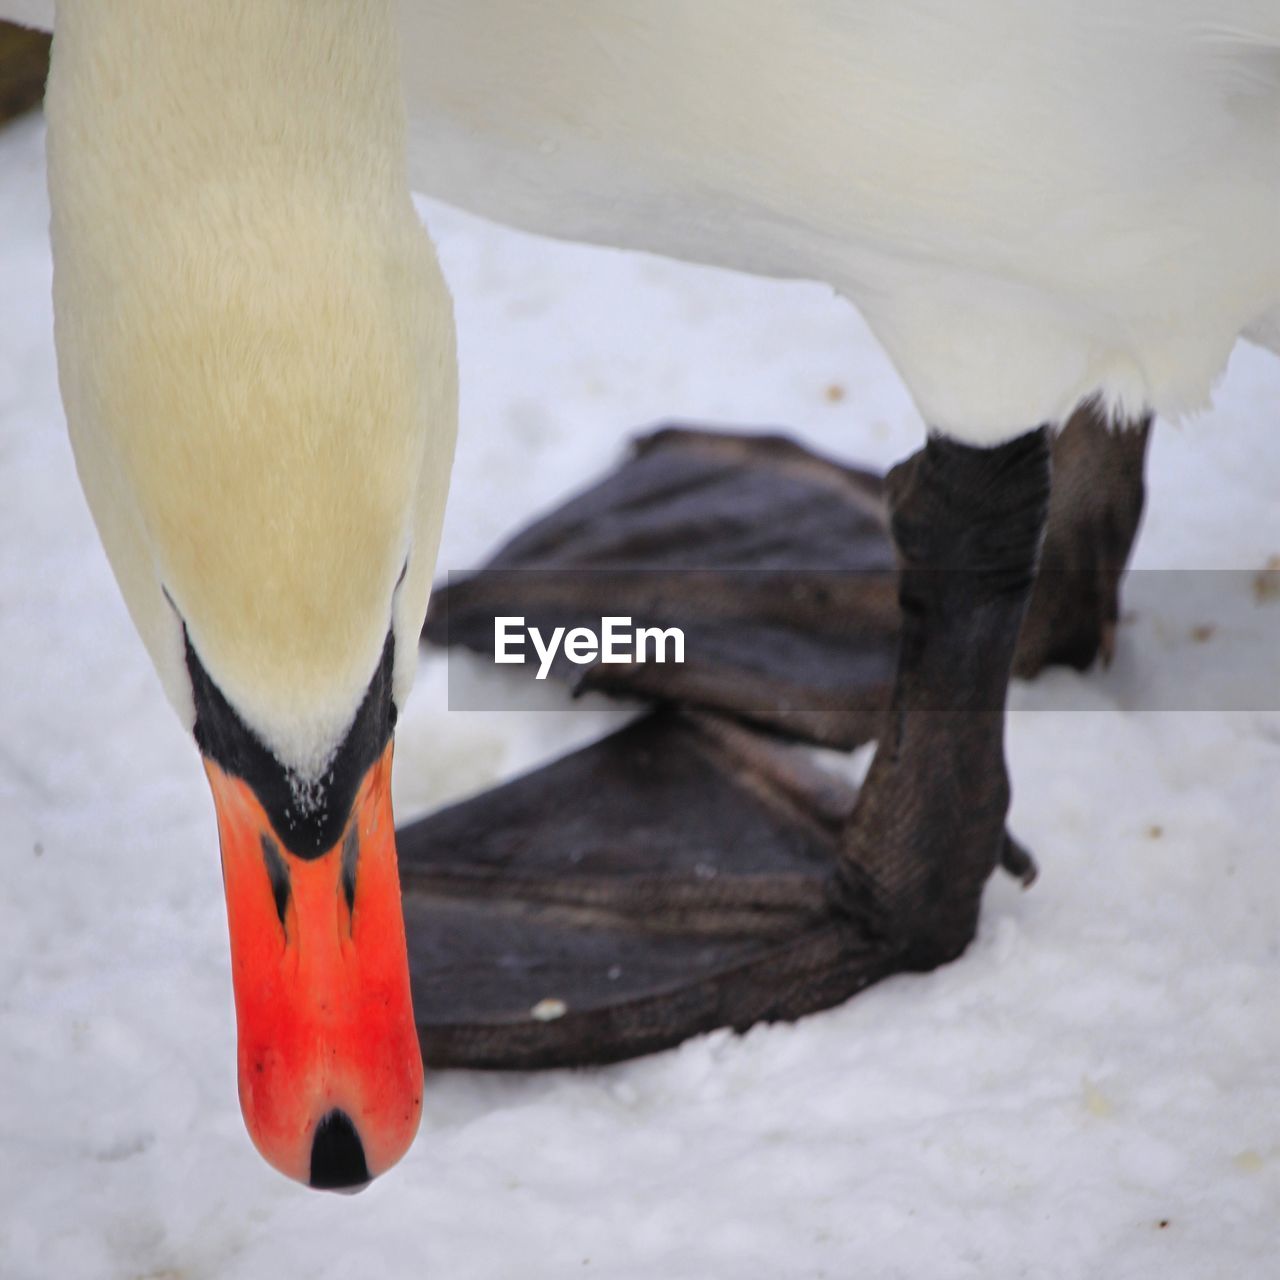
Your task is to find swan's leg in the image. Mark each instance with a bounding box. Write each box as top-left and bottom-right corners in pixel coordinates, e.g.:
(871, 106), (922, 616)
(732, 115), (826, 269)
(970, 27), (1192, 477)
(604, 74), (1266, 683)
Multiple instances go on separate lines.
(1017, 406), (1151, 676)
(838, 426), (1051, 970)
(402, 428), (1052, 1069)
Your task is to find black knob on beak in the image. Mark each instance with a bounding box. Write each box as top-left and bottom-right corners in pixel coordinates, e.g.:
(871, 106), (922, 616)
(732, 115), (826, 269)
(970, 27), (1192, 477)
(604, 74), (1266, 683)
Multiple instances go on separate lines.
(309, 1110), (371, 1192)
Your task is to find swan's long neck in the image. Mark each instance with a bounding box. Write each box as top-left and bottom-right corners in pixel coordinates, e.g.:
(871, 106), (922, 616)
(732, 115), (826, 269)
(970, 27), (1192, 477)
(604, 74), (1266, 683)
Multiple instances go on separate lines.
(49, 1), (407, 218)
(46, 2), (451, 1187)
(47, 0), (454, 776)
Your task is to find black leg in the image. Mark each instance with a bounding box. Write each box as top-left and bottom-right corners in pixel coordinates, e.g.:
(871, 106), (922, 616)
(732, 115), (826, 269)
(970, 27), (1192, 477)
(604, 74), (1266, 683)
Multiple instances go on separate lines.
(838, 427), (1051, 970)
(401, 423), (1060, 1069)
(1015, 404), (1150, 676)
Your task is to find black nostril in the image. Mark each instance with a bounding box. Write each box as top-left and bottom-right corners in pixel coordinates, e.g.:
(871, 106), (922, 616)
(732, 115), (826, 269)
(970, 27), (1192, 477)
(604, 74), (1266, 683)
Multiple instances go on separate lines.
(309, 1110), (371, 1192)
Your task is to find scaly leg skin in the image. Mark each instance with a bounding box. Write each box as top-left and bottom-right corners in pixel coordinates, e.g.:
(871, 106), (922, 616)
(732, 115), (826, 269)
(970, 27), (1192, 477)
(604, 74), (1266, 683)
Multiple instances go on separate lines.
(401, 429), (1051, 1069)
(1015, 404), (1151, 677)
(838, 427), (1051, 971)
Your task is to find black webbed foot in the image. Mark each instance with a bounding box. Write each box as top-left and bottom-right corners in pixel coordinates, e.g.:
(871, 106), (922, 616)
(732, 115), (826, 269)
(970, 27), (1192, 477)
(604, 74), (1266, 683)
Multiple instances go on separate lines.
(398, 706), (1038, 1071)
(425, 426), (899, 750)
(399, 710), (872, 1069)
(424, 418), (1151, 753)
(402, 428), (1051, 1070)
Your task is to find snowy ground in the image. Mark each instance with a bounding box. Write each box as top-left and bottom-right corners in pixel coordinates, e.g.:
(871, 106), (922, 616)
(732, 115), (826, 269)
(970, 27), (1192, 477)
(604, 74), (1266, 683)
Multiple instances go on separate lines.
(3, 108), (1280, 1278)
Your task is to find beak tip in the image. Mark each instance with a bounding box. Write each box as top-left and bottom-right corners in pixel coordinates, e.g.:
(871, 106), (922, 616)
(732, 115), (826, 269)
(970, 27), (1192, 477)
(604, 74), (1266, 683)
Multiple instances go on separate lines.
(309, 1109), (373, 1192)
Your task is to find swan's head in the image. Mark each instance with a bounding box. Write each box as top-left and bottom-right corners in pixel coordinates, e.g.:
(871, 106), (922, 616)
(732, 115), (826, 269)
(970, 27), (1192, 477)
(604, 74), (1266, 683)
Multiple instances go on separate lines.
(54, 197), (457, 1189)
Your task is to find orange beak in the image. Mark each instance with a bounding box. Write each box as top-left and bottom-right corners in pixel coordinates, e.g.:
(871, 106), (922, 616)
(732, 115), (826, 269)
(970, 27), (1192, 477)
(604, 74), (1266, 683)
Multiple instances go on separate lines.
(204, 742), (422, 1190)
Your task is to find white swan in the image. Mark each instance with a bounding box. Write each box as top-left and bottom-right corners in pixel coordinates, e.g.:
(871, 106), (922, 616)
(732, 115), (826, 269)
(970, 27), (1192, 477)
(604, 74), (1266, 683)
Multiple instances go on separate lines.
(5, 0), (1278, 1189)
(20, 1), (457, 1191)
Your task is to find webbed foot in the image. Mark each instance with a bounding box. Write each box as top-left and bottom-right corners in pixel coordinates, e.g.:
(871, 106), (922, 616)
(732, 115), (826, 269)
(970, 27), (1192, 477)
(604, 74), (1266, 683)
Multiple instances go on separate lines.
(398, 710), (867, 1069)
(401, 427), (1052, 1069)
(424, 425), (898, 750)
(398, 707), (1035, 1070)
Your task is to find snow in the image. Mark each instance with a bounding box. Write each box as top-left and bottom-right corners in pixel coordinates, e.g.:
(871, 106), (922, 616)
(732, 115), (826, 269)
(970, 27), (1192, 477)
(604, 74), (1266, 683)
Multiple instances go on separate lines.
(3, 107), (1280, 1278)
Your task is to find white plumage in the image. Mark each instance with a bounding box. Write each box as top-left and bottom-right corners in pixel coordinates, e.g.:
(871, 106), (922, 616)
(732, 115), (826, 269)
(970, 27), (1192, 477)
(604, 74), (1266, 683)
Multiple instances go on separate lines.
(396, 1), (1280, 437)
(6, 0), (1279, 768)
(34, 2), (458, 775)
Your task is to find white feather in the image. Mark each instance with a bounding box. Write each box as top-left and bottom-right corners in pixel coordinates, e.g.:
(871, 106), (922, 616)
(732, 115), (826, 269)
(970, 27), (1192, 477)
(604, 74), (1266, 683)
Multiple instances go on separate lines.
(10, 0), (1279, 768)
(43, 1), (457, 777)
(397, 1), (1280, 437)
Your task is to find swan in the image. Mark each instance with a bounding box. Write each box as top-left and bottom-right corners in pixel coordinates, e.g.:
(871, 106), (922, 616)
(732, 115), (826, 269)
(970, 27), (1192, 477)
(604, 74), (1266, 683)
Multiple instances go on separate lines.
(15, 0), (457, 1191)
(5, 0), (1277, 1190)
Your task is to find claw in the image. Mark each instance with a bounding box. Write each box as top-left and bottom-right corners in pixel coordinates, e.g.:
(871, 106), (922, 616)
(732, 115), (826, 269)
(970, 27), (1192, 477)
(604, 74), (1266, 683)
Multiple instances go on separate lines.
(1097, 619), (1117, 668)
(1000, 832), (1038, 888)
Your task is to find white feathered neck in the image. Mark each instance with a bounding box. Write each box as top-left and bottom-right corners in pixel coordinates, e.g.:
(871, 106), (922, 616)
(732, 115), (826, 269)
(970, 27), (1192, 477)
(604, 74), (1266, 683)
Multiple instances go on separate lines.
(45, 0), (457, 778)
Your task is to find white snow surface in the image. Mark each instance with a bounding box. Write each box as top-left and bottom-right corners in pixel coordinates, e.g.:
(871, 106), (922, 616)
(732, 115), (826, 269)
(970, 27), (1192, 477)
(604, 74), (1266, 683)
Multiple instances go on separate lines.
(3, 111), (1280, 1278)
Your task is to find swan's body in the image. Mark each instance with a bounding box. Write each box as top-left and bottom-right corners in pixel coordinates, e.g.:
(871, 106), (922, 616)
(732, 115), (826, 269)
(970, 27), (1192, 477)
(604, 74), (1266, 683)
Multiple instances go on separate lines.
(396, 1), (1280, 437)
(13, 0), (1280, 439)
(5, 0), (1279, 1187)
